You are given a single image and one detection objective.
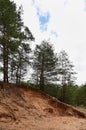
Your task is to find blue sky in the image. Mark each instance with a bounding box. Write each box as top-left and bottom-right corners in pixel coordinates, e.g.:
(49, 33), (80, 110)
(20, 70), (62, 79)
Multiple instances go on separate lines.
(36, 7), (50, 31)
(13, 0), (86, 85)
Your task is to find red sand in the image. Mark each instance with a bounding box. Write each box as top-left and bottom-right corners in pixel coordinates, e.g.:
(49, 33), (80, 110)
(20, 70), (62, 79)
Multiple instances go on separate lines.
(0, 82), (86, 130)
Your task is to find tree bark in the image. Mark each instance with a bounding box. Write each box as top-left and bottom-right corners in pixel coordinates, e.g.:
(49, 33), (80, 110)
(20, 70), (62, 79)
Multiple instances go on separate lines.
(3, 44), (9, 82)
(40, 53), (44, 91)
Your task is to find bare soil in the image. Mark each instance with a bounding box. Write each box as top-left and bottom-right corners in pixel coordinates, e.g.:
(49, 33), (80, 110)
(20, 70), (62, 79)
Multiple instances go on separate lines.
(0, 82), (86, 130)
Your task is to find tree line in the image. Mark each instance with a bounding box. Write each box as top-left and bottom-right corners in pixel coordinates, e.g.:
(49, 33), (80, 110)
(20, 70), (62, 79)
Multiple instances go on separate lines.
(0, 0), (86, 106)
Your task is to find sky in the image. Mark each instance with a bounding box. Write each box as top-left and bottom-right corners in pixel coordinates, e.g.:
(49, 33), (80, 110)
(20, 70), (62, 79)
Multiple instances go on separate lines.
(13, 0), (86, 85)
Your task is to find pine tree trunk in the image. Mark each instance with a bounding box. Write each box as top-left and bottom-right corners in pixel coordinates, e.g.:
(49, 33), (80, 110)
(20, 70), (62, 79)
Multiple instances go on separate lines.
(62, 84), (67, 102)
(36, 69), (39, 86)
(40, 53), (44, 91)
(3, 44), (9, 82)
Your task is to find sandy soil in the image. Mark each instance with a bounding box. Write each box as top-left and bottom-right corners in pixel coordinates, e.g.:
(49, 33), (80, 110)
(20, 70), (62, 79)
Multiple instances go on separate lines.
(0, 82), (86, 130)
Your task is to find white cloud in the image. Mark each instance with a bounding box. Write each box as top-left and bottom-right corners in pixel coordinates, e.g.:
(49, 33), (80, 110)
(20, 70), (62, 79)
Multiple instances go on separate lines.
(64, 0), (69, 6)
(13, 0), (86, 85)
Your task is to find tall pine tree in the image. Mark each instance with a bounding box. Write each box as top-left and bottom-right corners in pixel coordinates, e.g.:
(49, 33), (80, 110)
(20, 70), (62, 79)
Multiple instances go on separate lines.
(32, 40), (57, 91)
(0, 0), (34, 82)
(58, 50), (76, 102)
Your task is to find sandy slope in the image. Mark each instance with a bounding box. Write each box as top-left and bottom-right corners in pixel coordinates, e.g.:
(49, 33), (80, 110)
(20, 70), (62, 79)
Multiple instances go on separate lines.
(0, 82), (86, 130)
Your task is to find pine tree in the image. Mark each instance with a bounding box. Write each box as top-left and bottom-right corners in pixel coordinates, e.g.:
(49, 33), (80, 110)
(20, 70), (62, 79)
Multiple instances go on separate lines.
(10, 39), (32, 83)
(32, 40), (58, 91)
(0, 0), (34, 82)
(58, 50), (76, 102)
(0, 0), (21, 82)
